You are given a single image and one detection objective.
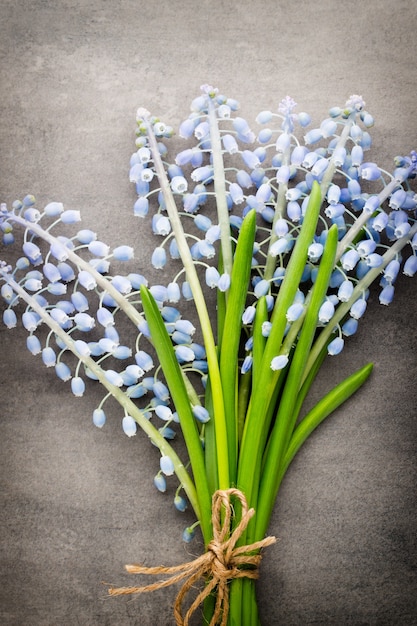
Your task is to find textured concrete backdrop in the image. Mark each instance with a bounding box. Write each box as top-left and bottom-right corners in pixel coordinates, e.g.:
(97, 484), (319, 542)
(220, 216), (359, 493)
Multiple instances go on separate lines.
(0, 1), (416, 625)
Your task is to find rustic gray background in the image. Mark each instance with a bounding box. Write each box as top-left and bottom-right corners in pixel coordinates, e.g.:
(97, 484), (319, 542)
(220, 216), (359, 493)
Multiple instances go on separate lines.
(0, 1), (416, 624)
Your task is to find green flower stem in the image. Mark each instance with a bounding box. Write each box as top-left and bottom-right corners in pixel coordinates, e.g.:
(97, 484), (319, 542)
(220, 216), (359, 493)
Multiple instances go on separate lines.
(207, 97), (234, 278)
(219, 209), (257, 483)
(3, 273), (201, 520)
(237, 181), (322, 515)
(254, 225), (338, 540)
(304, 219), (417, 384)
(140, 285), (212, 543)
(145, 118), (230, 490)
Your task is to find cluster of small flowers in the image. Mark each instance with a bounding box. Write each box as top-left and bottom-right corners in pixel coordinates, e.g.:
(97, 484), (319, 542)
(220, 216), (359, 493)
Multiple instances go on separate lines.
(130, 86), (416, 372)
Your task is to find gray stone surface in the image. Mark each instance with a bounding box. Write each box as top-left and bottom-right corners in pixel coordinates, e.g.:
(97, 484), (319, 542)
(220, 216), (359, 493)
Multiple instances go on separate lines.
(0, 1), (416, 624)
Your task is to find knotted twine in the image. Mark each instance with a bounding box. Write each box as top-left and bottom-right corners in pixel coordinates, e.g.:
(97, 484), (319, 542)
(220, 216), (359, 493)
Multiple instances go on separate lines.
(108, 488), (276, 625)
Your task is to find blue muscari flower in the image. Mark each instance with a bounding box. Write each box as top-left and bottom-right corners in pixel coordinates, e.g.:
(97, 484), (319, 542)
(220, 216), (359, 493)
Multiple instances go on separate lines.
(104, 325), (120, 344)
(182, 525), (196, 543)
(134, 196), (149, 217)
(22, 311), (41, 333)
(77, 270), (96, 291)
(155, 405), (173, 421)
(241, 355), (253, 374)
(337, 279), (354, 302)
(192, 405), (210, 423)
(350, 298), (367, 319)
(152, 214), (171, 236)
(42, 346), (56, 367)
(159, 425), (176, 440)
(229, 182), (245, 205)
(360, 162), (380, 181)
(121, 365), (144, 386)
(74, 312), (95, 331)
(26, 334), (41, 354)
(111, 275), (132, 294)
(122, 415), (137, 437)
(175, 319), (196, 335)
(149, 284), (168, 303)
(153, 472), (167, 492)
(256, 110), (273, 124)
(222, 134), (239, 154)
(55, 362), (72, 382)
(104, 369), (124, 387)
(160, 455), (175, 476)
(172, 330), (192, 345)
(379, 285), (394, 305)
(161, 306), (181, 323)
(22, 241), (42, 264)
(270, 354), (289, 370)
(71, 376), (85, 397)
(311, 157), (329, 178)
(88, 240), (110, 257)
(261, 321), (272, 337)
(179, 118), (196, 139)
(258, 128), (273, 144)
(236, 169), (253, 189)
(47, 282), (67, 296)
(341, 248), (360, 271)
(153, 380), (170, 402)
(366, 253), (384, 268)
(254, 279), (270, 298)
(3, 308), (17, 328)
(73, 339), (91, 357)
(327, 336), (344, 355)
(50, 307), (71, 327)
(112, 345), (132, 360)
(93, 408), (106, 428)
(217, 273), (231, 292)
(191, 165), (213, 184)
(286, 302), (304, 322)
(44, 201), (64, 216)
(60, 210), (81, 224)
(318, 300), (335, 324)
(151, 246), (167, 269)
(1, 283), (15, 304)
(182, 281), (193, 300)
(96, 307), (115, 328)
(403, 255), (417, 276)
(112, 245), (134, 261)
(174, 495), (187, 512)
(342, 317), (358, 336)
(182, 193), (199, 213)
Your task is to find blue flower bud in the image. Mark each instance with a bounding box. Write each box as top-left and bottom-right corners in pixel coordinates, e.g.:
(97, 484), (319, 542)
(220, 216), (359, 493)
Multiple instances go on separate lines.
(236, 169), (253, 189)
(70, 376), (85, 396)
(133, 196), (149, 217)
(270, 355), (289, 370)
(379, 285), (394, 305)
(342, 317), (358, 336)
(191, 166), (213, 183)
(318, 300), (335, 324)
(327, 337), (344, 355)
(73, 312), (95, 331)
(153, 473), (166, 492)
(153, 380), (170, 402)
(304, 128), (323, 145)
(3, 308), (17, 328)
(44, 201), (64, 216)
(26, 334), (41, 354)
(165, 282), (180, 303)
(286, 302), (304, 322)
(92, 408), (106, 428)
(160, 455), (175, 476)
(241, 355), (253, 374)
(337, 280), (354, 302)
(182, 526), (196, 543)
(222, 134), (239, 154)
(341, 249), (360, 271)
(151, 246), (167, 270)
(360, 163), (381, 181)
(174, 495), (187, 512)
(350, 298), (367, 319)
(22, 241), (42, 264)
(42, 346), (56, 367)
(182, 281), (193, 300)
(192, 405), (210, 423)
(366, 253), (383, 268)
(403, 255), (417, 277)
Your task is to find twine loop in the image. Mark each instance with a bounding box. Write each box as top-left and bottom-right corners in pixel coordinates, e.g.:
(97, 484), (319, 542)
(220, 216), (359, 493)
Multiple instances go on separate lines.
(108, 488), (276, 625)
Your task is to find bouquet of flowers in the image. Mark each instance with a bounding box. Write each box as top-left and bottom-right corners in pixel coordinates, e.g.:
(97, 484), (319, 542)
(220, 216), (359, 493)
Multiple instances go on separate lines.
(1, 84), (416, 625)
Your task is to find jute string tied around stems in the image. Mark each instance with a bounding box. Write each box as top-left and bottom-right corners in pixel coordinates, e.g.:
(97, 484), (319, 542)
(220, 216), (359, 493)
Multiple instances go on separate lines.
(108, 488), (276, 626)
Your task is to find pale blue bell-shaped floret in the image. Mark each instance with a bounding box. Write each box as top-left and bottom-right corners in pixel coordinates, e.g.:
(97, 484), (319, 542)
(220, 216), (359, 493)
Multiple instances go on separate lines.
(122, 415), (137, 437)
(394, 221), (411, 239)
(311, 158), (329, 178)
(347, 179), (362, 200)
(270, 354), (289, 370)
(77, 270), (97, 291)
(318, 299), (335, 324)
(242, 305), (256, 325)
(276, 165), (291, 185)
(403, 255), (417, 277)
(327, 337), (344, 355)
(170, 175), (188, 194)
(204, 225), (220, 245)
(182, 526), (196, 543)
(337, 279), (354, 302)
(229, 182), (245, 205)
(218, 273), (231, 292)
(256, 110), (273, 124)
(44, 201), (64, 216)
(350, 298), (367, 319)
(175, 345), (195, 363)
(320, 118), (337, 138)
(241, 355), (253, 374)
(290, 145), (308, 166)
(153, 473), (167, 493)
(357, 238), (376, 257)
(325, 203), (345, 219)
(308, 242), (324, 262)
(24, 208), (41, 223)
(96, 307), (115, 328)
(73, 339), (91, 357)
(55, 362), (72, 382)
(89, 258), (109, 275)
(88, 240), (110, 257)
(351, 145), (364, 167)
(304, 128), (323, 145)
(105, 369), (124, 387)
(258, 128), (273, 144)
(179, 118), (196, 139)
(26, 334), (41, 354)
(197, 240), (216, 259)
(93, 408), (106, 428)
(172, 330), (192, 345)
(341, 248), (360, 271)
(256, 183), (273, 205)
(122, 364), (144, 386)
(254, 279), (269, 299)
(159, 425), (176, 439)
(60, 210), (81, 224)
(3, 308), (17, 328)
(275, 132), (291, 154)
(327, 184), (341, 205)
(269, 237), (291, 257)
(71, 376), (85, 397)
(133, 196), (149, 217)
(57, 262), (75, 282)
(194, 214), (212, 233)
(151, 247), (167, 269)
(360, 163), (381, 181)
(113, 345), (132, 360)
(286, 302), (304, 322)
(342, 317), (358, 336)
(22, 311), (39, 333)
(192, 405), (210, 423)
(287, 201), (301, 222)
(42, 346), (56, 367)
(174, 495), (187, 512)
(160, 455), (175, 476)
(332, 147), (347, 167)
(379, 284), (394, 305)
(22, 241), (42, 264)
(194, 120), (209, 141)
(43, 262), (61, 283)
(274, 218), (289, 237)
(149, 285), (168, 303)
(329, 268), (347, 288)
(153, 380), (170, 402)
(74, 312), (95, 331)
(372, 210), (388, 232)
(76, 229), (97, 245)
(175, 319), (196, 336)
(161, 306), (181, 322)
(155, 405), (173, 421)
(241, 150), (261, 170)
(236, 169), (253, 189)
(222, 134), (239, 154)
(50, 307), (71, 327)
(366, 253), (384, 268)
(382, 259), (400, 284)
(111, 275), (132, 294)
(1, 283), (15, 304)
(182, 281), (193, 300)
(24, 278), (42, 292)
(152, 215), (171, 236)
(164, 282), (179, 304)
(104, 325), (120, 345)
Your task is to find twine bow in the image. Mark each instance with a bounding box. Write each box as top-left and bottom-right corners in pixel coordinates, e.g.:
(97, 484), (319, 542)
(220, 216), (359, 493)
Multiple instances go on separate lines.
(108, 488), (276, 625)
